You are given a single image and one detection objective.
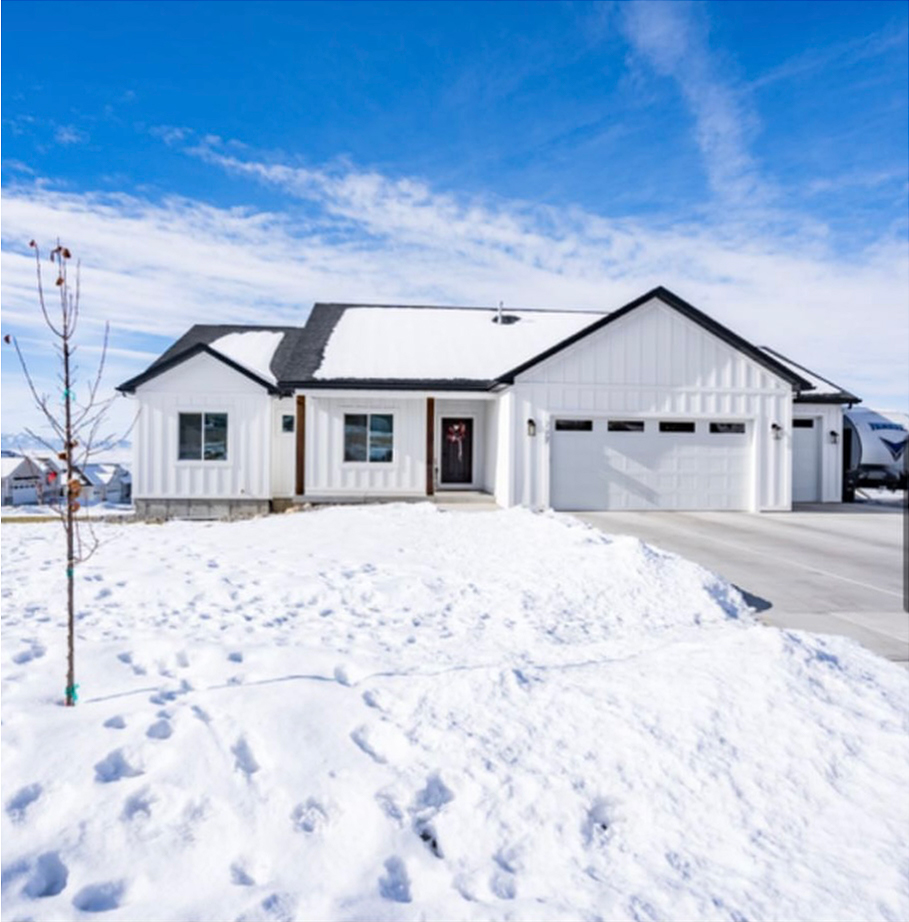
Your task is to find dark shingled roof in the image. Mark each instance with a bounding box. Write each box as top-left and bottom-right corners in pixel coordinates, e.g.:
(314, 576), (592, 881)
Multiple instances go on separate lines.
(118, 287), (834, 396)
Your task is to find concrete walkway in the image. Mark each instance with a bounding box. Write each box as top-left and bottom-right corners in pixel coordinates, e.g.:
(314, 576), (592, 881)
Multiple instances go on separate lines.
(573, 502), (908, 666)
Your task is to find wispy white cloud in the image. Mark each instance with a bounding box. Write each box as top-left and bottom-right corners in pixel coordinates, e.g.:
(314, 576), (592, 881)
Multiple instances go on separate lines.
(750, 22), (908, 91)
(619, 1), (766, 207)
(2, 148), (907, 439)
(53, 124), (89, 145)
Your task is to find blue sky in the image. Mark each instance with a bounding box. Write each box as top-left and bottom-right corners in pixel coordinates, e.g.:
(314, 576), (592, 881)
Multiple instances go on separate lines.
(2, 0), (907, 435)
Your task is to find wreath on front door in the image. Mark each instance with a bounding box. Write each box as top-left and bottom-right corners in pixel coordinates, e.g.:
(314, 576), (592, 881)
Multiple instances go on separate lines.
(446, 422), (467, 462)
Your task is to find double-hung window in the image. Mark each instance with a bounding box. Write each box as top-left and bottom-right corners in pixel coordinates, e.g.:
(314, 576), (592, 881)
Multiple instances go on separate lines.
(344, 413), (394, 463)
(178, 412), (228, 461)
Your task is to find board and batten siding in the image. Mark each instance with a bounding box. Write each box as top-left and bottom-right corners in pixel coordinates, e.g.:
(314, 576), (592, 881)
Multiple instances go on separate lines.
(303, 394), (426, 496)
(793, 403), (844, 503)
(133, 352), (272, 500)
(511, 298), (794, 511)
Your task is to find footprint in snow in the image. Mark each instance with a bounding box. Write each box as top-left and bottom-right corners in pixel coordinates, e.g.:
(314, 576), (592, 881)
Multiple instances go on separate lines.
(228, 651), (243, 663)
(121, 788), (154, 822)
(235, 891), (296, 922)
(490, 870), (516, 900)
(291, 798), (329, 834)
(72, 881), (125, 913)
(103, 715), (127, 730)
(6, 783), (42, 822)
(333, 665), (352, 686)
(12, 643), (46, 665)
(94, 749), (142, 784)
(378, 857), (411, 903)
(23, 851), (69, 899)
(350, 726), (385, 764)
(232, 738), (260, 777)
(362, 689), (383, 710)
(146, 718), (173, 740)
(230, 862), (256, 886)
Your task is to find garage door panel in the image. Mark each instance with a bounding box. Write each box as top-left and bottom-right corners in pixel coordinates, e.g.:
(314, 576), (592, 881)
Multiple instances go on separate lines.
(551, 418), (751, 511)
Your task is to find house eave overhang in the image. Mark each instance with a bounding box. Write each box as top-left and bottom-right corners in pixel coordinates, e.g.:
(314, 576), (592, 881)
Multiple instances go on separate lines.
(117, 343), (280, 395)
(494, 286), (814, 391)
(794, 393), (862, 406)
(282, 378), (497, 392)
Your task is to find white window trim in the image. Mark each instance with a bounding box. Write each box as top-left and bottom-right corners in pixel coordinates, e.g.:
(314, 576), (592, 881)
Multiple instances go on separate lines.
(341, 409), (397, 466)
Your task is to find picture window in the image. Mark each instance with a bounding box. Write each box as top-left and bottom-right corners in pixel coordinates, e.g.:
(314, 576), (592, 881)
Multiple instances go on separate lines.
(178, 412), (228, 461)
(344, 413), (394, 462)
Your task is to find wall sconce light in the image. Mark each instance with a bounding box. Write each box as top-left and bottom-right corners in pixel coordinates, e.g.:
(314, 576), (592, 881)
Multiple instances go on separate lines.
(829, 430), (839, 445)
(771, 423), (783, 440)
(527, 418), (537, 437)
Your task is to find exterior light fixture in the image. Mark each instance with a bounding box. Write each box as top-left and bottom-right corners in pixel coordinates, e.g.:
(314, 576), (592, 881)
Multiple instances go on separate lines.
(527, 418), (537, 437)
(829, 430), (839, 445)
(771, 423), (783, 440)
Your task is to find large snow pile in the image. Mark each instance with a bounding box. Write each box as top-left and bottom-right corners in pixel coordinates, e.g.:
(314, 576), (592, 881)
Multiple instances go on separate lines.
(2, 506), (907, 921)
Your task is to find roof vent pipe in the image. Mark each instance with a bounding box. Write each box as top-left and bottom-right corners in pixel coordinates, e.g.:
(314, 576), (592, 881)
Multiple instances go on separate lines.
(498, 300), (504, 324)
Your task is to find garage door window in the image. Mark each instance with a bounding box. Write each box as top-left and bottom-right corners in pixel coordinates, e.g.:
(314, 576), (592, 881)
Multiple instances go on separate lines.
(709, 422), (746, 434)
(554, 420), (593, 431)
(793, 419), (814, 428)
(659, 421), (696, 433)
(608, 420), (645, 432)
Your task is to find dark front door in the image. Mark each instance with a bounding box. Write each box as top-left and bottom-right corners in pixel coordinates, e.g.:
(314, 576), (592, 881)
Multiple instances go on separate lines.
(441, 417), (473, 484)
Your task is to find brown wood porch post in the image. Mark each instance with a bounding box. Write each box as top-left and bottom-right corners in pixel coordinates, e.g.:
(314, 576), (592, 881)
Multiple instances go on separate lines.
(295, 395), (306, 496)
(426, 397), (435, 496)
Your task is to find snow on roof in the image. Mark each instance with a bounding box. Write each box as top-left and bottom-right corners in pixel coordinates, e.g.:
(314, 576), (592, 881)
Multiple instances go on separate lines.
(759, 346), (855, 398)
(82, 463), (126, 487)
(314, 307), (604, 381)
(1, 457), (27, 478)
(209, 330), (285, 385)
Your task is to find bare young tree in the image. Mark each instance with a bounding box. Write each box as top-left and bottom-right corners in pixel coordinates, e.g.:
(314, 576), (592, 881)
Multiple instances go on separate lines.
(7, 240), (120, 706)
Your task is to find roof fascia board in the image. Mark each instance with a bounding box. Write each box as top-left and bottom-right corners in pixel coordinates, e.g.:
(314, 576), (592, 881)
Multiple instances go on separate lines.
(292, 387), (499, 400)
(761, 345), (860, 404)
(496, 287), (814, 391)
(282, 378), (496, 392)
(794, 394), (862, 405)
(117, 343), (278, 394)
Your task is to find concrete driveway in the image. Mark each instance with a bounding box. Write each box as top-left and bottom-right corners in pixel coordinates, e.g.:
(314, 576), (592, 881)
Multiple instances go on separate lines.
(573, 502), (908, 666)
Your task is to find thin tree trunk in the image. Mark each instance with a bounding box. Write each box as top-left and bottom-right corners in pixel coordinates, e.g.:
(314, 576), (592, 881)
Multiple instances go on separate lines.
(64, 338), (76, 706)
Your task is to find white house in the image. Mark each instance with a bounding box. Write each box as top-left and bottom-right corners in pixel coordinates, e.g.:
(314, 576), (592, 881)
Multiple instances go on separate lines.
(2, 456), (41, 505)
(81, 463), (132, 505)
(118, 287), (859, 519)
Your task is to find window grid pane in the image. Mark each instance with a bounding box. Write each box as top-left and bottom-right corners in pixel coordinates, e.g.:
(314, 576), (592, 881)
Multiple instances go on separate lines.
(203, 413), (228, 460)
(344, 414), (368, 462)
(178, 413), (202, 460)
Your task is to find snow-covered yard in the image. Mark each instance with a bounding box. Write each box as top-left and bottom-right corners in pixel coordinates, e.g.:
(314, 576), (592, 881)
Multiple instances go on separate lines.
(2, 505), (907, 921)
(1, 502), (134, 520)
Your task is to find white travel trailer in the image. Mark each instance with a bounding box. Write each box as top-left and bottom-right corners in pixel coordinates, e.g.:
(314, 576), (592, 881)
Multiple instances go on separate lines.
(844, 408), (908, 491)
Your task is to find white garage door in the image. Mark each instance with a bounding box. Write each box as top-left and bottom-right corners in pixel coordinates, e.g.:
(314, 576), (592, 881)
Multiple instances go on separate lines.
(12, 481), (39, 505)
(792, 418), (820, 502)
(550, 418), (752, 511)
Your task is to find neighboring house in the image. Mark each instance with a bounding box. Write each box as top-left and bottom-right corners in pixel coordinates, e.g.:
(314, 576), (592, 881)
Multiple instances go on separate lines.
(80, 463), (132, 504)
(118, 286), (860, 519)
(1, 456), (44, 506)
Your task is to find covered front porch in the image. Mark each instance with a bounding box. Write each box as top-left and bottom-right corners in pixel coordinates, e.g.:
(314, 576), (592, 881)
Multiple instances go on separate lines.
(431, 397), (497, 494)
(285, 390), (501, 503)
